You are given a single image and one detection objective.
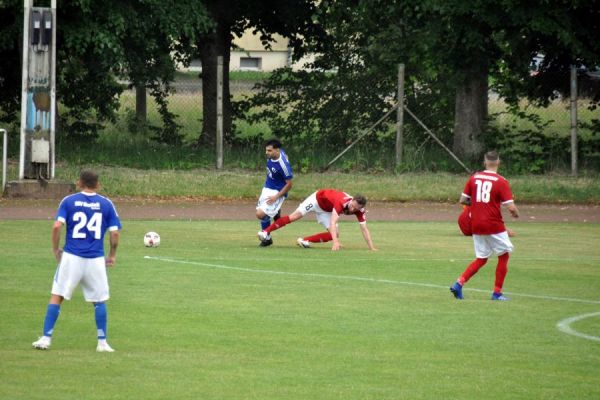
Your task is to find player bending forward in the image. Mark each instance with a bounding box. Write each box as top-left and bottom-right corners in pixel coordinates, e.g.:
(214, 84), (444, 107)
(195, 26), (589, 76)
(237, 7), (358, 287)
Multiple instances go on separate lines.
(258, 189), (377, 251)
(450, 151), (519, 301)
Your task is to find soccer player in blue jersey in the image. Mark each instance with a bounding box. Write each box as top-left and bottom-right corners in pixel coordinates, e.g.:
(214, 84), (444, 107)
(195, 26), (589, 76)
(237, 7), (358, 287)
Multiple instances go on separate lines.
(255, 139), (293, 247)
(32, 170), (122, 352)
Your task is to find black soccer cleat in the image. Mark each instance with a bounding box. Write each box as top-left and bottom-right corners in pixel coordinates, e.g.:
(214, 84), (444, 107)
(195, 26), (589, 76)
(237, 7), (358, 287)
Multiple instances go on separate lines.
(259, 238), (273, 247)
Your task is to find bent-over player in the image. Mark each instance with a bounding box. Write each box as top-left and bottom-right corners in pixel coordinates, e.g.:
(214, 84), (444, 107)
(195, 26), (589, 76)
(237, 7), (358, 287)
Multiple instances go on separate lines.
(258, 189), (377, 251)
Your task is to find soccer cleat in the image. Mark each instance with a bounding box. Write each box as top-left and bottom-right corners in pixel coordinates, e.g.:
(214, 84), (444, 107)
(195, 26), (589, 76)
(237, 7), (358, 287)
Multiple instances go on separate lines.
(259, 238), (273, 247)
(450, 282), (464, 300)
(96, 341), (115, 352)
(257, 230), (270, 242)
(491, 292), (510, 301)
(296, 238), (310, 248)
(32, 336), (52, 350)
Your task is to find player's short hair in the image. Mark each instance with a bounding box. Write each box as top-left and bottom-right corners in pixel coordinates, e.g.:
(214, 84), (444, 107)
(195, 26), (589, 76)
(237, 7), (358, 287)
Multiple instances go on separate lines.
(79, 170), (99, 189)
(265, 139), (282, 149)
(353, 194), (367, 207)
(484, 151), (500, 162)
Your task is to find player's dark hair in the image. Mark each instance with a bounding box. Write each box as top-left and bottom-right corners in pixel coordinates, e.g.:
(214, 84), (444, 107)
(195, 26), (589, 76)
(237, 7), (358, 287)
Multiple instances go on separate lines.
(265, 139), (282, 149)
(353, 194), (367, 207)
(79, 170), (99, 189)
(484, 151), (499, 162)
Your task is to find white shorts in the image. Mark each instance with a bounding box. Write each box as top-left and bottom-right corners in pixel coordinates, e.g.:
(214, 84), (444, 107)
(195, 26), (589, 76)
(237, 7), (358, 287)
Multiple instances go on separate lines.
(472, 232), (514, 259)
(296, 191), (334, 230)
(51, 251), (110, 302)
(256, 187), (286, 218)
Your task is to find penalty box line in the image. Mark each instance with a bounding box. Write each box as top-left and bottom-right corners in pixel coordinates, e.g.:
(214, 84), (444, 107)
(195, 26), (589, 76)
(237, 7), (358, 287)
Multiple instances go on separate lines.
(144, 256), (600, 305)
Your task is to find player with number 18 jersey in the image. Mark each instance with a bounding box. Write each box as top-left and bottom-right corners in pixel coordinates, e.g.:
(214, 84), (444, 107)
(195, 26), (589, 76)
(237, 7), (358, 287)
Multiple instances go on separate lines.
(462, 171), (513, 235)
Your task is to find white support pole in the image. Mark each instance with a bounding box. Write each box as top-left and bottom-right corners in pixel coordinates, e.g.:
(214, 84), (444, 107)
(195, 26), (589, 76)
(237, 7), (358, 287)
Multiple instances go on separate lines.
(570, 65), (578, 177)
(216, 56), (224, 169)
(19, 0), (33, 180)
(50, 0), (57, 178)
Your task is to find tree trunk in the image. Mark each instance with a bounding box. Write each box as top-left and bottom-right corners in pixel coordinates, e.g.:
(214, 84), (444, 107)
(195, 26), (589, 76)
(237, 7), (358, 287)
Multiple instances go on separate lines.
(452, 66), (489, 159)
(135, 84), (147, 129)
(197, 23), (232, 147)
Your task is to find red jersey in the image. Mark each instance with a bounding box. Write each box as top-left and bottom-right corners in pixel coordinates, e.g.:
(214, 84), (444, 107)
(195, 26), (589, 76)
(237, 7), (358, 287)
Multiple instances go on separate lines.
(462, 171), (513, 235)
(316, 189), (366, 223)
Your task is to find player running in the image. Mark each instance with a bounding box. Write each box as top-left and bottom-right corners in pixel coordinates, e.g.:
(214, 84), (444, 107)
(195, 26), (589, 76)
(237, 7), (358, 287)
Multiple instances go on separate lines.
(255, 139), (293, 247)
(450, 151), (519, 301)
(258, 189), (377, 251)
(32, 170), (122, 352)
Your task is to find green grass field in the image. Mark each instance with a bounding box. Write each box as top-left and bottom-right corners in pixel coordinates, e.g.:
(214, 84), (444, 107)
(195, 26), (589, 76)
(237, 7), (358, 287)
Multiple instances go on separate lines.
(1, 219), (599, 399)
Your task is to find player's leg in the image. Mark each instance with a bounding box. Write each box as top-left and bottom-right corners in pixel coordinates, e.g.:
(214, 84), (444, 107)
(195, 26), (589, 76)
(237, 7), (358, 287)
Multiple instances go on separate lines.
(34, 253), (80, 349)
(489, 232), (514, 300)
(82, 257), (114, 352)
(256, 188), (286, 245)
(297, 231), (332, 248)
(450, 235), (491, 300)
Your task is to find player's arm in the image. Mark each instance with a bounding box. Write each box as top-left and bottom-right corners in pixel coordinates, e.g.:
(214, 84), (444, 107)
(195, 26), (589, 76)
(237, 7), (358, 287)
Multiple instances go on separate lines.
(51, 220), (63, 262)
(106, 229), (120, 267)
(459, 194), (471, 206)
(359, 223), (377, 251)
(505, 202), (519, 218)
(329, 209), (341, 251)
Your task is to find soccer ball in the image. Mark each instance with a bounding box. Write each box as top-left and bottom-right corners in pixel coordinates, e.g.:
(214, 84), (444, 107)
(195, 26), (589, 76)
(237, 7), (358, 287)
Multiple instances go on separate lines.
(144, 231), (160, 248)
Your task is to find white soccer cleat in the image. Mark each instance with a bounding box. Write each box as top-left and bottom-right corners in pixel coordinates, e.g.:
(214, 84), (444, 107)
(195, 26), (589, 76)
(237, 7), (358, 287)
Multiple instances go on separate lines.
(32, 336), (51, 350)
(96, 341), (115, 353)
(297, 238), (310, 248)
(257, 230), (270, 242)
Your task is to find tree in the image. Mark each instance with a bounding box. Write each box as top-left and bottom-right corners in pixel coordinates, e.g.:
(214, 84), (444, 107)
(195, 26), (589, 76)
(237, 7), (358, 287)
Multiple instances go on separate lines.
(240, 0), (600, 163)
(194, 0), (321, 147)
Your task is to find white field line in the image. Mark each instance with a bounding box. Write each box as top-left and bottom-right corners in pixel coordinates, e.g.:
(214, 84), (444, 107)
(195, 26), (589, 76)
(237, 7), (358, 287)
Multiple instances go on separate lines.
(144, 256), (600, 305)
(556, 312), (600, 342)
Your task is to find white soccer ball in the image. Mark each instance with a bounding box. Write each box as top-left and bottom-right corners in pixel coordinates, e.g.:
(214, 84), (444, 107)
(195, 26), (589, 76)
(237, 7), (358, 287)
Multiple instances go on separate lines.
(144, 231), (160, 248)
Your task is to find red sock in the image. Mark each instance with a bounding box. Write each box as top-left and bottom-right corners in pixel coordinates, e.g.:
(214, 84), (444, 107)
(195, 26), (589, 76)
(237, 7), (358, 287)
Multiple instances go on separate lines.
(494, 253), (509, 293)
(458, 258), (488, 285)
(264, 215), (291, 234)
(303, 232), (333, 243)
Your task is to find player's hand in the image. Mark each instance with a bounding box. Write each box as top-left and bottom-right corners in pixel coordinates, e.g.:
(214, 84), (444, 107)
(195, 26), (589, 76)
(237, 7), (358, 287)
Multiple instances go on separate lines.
(53, 249), (63, 263)
(266, 195), (277, 205)
(331, 242), (342, 251)
(105, 256), (116, 267)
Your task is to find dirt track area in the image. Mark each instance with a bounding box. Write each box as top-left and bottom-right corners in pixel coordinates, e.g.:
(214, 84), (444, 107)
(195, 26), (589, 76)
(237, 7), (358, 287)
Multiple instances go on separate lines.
(0, 198), (598, 223)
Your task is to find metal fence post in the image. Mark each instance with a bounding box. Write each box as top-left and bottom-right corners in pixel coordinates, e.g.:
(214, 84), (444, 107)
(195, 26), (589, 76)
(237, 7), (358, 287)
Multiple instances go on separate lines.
(1, 129), (7, 193)
(570, 65), (578, 177)
(395, 64), (405, 168)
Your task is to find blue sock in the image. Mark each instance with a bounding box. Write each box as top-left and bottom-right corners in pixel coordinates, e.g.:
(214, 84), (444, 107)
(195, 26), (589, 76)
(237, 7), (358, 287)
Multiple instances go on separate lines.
(94, 302), (108, 339)
(43, 304), (61, 337)
(260, 216), (271, 231)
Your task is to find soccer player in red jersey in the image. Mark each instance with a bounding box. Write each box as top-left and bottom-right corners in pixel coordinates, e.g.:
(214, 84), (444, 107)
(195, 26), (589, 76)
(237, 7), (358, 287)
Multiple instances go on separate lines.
(257, 189), (377, 251)
(450, 151), (519, 301)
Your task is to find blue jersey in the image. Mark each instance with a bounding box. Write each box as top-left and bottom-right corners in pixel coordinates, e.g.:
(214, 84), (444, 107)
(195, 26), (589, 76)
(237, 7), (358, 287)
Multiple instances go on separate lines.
(264, 149), (293, 193)
(56, 192), (122, 258)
